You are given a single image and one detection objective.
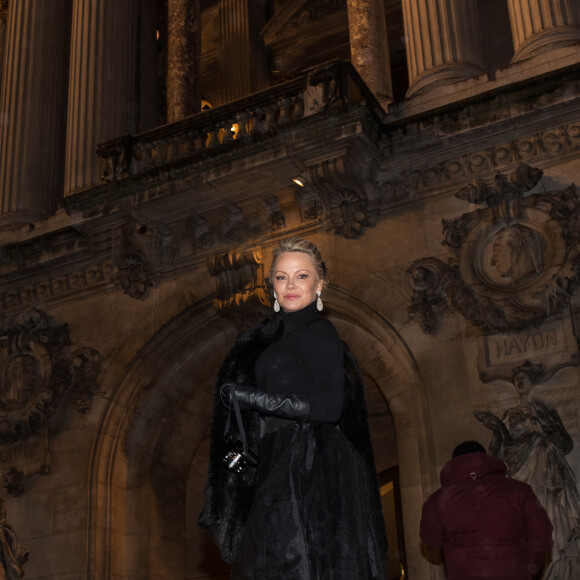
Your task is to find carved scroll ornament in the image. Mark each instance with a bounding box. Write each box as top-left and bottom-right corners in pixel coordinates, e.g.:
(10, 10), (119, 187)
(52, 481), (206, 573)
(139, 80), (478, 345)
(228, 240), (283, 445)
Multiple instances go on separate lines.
(207, 248), (271, 316)
(406, 165), (580, 333)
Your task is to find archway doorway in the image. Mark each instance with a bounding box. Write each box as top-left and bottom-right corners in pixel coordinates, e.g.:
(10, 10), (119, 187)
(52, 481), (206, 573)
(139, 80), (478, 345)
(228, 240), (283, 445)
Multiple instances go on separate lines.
(88, 289), (434, 579)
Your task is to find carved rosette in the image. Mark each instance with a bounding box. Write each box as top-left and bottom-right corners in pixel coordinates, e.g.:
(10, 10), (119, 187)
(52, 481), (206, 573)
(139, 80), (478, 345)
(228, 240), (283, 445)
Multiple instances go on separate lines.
(406, 165), (580, 334)
(0, 307), (101, 495)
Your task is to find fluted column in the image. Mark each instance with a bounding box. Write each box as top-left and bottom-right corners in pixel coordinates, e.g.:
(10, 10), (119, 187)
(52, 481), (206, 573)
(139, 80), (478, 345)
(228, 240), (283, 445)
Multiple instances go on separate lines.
(220, 0), (251, 103)
(0, 0), (8, 89)
(347, 0), (393, 105)
(167, 0), (200, 123)
(0, 0), (72, 229)
(64, 0), (134, 195)
(507, 0), (580, 62)
(402, 0), (486, 97)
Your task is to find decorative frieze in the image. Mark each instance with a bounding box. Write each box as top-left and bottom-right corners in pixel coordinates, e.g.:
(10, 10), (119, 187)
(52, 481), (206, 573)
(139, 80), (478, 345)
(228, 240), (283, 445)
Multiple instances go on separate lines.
(0, 261), (116, 315)
(0, 228), (87, 274)
(380, 121), (580, 206)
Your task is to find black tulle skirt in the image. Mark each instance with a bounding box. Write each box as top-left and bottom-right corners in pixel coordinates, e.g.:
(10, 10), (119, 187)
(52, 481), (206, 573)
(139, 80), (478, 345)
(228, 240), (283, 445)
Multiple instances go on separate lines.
(231, 422), (386, 580)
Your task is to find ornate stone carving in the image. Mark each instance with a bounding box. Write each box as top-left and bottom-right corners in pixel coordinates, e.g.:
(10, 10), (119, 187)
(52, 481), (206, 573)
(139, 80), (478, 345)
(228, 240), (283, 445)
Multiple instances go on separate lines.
(406, 165), (580, 333)
(305, 142), (377, 238)
(0, 261), (116, 315)
(114, 253), (153, 300)
(207, 248), (270, 316)
(380, 120), (580, 207)
(111, 216), (178, 300)
(262, 198), (286, 231)
(0, 228), (88, 274)
(294, 185), (324, 221)
(222, 204), (246, 243)
(477, 314), (579, 383)
(0, 497), (29, 576)
(97, 135), (131, 182)
(475, 361), (580, 578)
(0, 307), (101, 495)
(191, 214), (213, 250)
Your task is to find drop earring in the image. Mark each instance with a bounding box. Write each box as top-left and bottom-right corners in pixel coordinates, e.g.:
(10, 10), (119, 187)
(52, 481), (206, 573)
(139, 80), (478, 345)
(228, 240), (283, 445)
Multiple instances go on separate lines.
(273, 291), (280, 312)
(316, 290), (323, 311)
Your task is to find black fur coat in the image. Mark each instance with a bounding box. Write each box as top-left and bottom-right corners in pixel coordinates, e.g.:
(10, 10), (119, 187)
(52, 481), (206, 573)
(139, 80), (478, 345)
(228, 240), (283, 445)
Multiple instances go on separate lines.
(198, 313), (387, 564)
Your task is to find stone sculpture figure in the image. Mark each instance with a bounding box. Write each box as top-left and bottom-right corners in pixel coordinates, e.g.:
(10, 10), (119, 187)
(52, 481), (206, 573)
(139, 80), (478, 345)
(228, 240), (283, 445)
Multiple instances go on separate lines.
(475, 361), (580, 579)
(0, 499), (28, 579)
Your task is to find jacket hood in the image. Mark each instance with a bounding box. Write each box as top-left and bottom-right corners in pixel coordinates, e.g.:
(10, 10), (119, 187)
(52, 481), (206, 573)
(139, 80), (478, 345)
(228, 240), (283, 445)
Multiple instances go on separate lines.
(440, 452), (507, 486)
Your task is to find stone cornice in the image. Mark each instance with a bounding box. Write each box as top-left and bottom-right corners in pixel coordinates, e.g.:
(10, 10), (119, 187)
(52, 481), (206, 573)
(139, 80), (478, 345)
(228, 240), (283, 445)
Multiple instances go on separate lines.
(1, 63), (578, 313)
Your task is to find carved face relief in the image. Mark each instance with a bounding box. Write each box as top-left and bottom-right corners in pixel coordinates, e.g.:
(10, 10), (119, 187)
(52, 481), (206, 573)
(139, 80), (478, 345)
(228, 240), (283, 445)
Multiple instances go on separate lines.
(488, 224), (545, 286)
(512, 371), (534, 397)
(406, 167), (578, 334)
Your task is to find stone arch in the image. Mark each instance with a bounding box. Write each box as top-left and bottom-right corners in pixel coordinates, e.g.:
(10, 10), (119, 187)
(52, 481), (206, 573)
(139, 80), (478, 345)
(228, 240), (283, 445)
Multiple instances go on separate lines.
(88, 290), (435, 579)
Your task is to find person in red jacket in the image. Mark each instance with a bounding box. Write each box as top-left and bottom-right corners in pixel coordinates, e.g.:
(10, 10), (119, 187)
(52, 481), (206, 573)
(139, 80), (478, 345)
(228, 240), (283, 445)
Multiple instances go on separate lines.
(420, 440), (553, 580)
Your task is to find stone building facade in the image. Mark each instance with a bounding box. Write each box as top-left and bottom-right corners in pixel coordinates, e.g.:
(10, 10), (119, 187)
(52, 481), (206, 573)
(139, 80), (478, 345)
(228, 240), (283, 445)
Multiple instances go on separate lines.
(0, 0), (578, 579)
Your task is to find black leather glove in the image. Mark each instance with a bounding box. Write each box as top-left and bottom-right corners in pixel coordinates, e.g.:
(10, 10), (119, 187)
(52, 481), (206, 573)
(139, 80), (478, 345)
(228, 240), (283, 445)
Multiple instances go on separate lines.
(220, 384), (310, 421)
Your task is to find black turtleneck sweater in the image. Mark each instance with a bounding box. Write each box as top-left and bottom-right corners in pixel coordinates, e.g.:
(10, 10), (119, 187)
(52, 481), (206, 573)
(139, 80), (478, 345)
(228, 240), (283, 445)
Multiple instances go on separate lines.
(254, 300), (345, 423)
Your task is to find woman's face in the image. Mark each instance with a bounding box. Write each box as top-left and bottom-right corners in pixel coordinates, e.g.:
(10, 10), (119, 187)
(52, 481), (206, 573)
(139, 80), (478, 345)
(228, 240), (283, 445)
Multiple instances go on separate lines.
(513, 371), (533, 396)
(272, 251), (322, 313)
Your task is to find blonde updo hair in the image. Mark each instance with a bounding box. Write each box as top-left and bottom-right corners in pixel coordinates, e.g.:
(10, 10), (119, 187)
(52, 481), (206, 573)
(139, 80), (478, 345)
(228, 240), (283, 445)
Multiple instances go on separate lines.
(269, 237), (328, 285)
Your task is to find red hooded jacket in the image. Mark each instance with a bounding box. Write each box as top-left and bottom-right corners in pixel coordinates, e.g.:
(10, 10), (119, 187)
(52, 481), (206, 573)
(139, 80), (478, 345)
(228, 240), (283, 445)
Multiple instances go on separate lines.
(420, 452), (553, 579)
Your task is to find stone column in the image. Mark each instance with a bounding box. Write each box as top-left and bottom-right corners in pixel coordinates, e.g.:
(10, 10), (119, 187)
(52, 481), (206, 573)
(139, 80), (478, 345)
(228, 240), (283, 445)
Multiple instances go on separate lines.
(0, 0), (8, 89)
(64, 0), (134, 195)
(347, 0), (393, 105)
(0, 0), (72, 229)
(507, 0), (580, 62)
(219, 0), (251, 103)
(167, 0), (200, 123)
(402, 0), (486, 97)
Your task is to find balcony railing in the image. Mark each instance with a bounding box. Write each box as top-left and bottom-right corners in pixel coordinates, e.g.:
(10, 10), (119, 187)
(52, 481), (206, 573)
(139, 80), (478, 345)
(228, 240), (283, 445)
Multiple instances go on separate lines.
(97, 59), (382, 184)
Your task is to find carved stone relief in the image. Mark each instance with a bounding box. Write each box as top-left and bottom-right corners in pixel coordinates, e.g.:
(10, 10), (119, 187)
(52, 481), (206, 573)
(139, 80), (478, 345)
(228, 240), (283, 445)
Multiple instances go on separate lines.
(304, 142), (377, 239)
(207, 248), (271, 322)
(0, 498), (29, 579)
(475, 361), (580, 579)
(406, 165), (580, 334)
(0, 307), (101, 496)
(112, 214), (179, 300)
(0, 227), (88, 275)
(380, 121), (580, 207)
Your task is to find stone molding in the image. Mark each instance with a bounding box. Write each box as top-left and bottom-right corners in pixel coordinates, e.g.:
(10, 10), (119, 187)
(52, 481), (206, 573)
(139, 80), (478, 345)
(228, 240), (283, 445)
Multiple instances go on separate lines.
(0, 65), (575, 312)
(380, 121), (580, 206)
